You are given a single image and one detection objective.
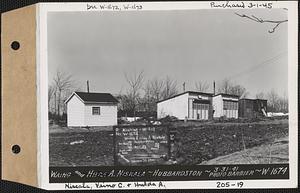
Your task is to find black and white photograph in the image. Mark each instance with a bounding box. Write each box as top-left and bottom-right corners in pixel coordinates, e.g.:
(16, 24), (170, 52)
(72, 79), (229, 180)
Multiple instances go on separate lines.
(1, 1), (298, 191)
(48, 7), (289, 166)
(42, 1), (297, 189)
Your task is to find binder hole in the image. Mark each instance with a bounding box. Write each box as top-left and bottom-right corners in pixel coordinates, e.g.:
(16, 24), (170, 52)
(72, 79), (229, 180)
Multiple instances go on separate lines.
(12, 145), (21, 154)
(11, 41), (20, 50)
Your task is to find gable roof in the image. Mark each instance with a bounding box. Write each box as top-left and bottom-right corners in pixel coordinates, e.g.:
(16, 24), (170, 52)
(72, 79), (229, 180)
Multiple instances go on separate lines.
(157, 91), (213, 103)
(65, 92), (118, 104)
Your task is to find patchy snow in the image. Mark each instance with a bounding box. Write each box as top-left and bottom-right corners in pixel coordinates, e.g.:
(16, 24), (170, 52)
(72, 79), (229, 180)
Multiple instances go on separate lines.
(121, 117), (141, 122)
(151, 121), (162, 125)
(267, 112), (289, 117)
(70, 140), (84, 145)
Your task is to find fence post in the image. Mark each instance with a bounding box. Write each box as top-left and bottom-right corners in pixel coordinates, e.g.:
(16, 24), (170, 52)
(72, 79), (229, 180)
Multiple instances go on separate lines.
(113, 126), (118, 166)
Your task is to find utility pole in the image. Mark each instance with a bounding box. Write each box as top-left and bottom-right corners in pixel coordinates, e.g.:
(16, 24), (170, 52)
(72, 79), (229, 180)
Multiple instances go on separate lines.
(213, 81), (216, 95)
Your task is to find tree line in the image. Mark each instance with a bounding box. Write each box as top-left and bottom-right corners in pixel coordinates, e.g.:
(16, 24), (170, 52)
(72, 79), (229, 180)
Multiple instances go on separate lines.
(48, 69), (289, 120)
(48, 70), (82, 120)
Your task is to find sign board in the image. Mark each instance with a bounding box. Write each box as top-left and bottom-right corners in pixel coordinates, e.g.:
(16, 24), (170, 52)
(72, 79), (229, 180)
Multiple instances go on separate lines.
(114, 125), (170, 165)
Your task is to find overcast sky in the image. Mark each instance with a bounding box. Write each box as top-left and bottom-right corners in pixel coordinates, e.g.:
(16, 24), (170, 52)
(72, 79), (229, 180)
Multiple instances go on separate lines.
(48, 9), (288, 98)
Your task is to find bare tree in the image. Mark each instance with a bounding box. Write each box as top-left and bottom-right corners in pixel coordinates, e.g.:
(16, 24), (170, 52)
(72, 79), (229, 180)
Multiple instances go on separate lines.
(143, 78), (165, 112)
(229, 85), (248, 98)
(148, 78), (164, 101)
(266, 90), (288, 113)
(48, 85), (55, 108)
(217, 78), (232, 94)
(217, 78), (248, 98)
(195, 81), (210, 92)
(123, 92), (136, 112)
(124, 70), (145, 118)
(278, 92), (288, 113)
(267, 89), (279, 112)
(256, 92), (265, 99)
(235, 12), (288, 33)
(162, 76), (178, 99)
(53, 70), (73, 117)
(139, 76), (178, 114)
(115, 93), (133, 114)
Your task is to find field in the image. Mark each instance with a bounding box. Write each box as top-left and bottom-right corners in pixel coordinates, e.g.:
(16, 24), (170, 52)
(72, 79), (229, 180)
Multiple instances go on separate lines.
(49, 127), (114, 166)
(199, 136), (288, 165)
(49, 118), (288, 166)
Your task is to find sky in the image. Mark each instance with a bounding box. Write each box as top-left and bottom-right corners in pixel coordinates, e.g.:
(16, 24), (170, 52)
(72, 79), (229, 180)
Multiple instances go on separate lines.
(48, 9), (288, 98)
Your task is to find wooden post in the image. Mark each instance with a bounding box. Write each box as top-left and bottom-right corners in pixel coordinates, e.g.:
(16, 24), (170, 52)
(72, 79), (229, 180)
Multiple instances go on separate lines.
(213, 81), (216, 95)
(113, 126), (118, 166)
(167, 126), (171, 160)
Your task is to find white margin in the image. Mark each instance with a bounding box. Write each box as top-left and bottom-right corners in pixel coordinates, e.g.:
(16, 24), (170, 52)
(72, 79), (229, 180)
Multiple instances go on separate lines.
(37, 1), (298, 190)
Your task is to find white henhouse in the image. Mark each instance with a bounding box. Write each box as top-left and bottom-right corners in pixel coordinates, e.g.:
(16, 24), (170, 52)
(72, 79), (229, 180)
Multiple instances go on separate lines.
(157, 91), (239, 120)
(65, 92), (118, 127)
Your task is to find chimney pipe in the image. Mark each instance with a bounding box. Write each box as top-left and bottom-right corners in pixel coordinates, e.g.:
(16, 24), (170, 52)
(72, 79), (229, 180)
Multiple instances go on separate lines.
(213, 81), (215, 95)
(87, 80), (90, 93)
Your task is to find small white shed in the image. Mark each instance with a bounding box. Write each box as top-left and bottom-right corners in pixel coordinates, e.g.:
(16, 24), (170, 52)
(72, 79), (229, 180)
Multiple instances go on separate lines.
(212, 93), (239, 119)
(65, 92), (118, 127)
(157, 91), (213, 120)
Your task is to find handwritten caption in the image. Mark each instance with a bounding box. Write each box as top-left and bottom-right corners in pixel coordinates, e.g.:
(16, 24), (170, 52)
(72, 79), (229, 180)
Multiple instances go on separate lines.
(86, 2), (274, 12)
(86, 3), (143, 11)
(210, 1), (273, 9)
(50, 165), (288, 189)
(216, 181), (244, 188)
(64, 181), (166, 190)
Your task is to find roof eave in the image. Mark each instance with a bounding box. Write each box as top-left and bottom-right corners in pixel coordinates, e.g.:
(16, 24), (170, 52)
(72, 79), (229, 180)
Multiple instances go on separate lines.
(157, 91), (214, 104)
(65, 92), (85, 104)
(214, 93), (239, 98)
(84, 101), (119, 104)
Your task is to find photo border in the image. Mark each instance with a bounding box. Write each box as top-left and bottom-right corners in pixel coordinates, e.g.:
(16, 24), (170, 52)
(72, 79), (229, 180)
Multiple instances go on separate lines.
(36, 1), (298, 190)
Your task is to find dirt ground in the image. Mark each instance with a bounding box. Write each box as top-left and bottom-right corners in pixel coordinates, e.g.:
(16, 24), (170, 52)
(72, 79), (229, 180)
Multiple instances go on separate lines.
(199, 136), (288, 165)
(49, 118), (289, 166)
(171, 119), (288, 164)
(49, 129), (114, 166)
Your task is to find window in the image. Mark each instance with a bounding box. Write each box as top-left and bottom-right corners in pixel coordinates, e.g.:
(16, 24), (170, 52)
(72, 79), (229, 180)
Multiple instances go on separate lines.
(223, 100), (238, 110)
(92, 107), (100, 115)
(234, 102), (238, 110)
(223, 101), (228, 110)
(193, 103), (209, 110)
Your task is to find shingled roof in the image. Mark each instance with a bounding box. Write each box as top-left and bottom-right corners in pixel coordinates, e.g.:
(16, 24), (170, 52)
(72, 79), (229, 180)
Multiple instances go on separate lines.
(65, 92), (118, 104)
